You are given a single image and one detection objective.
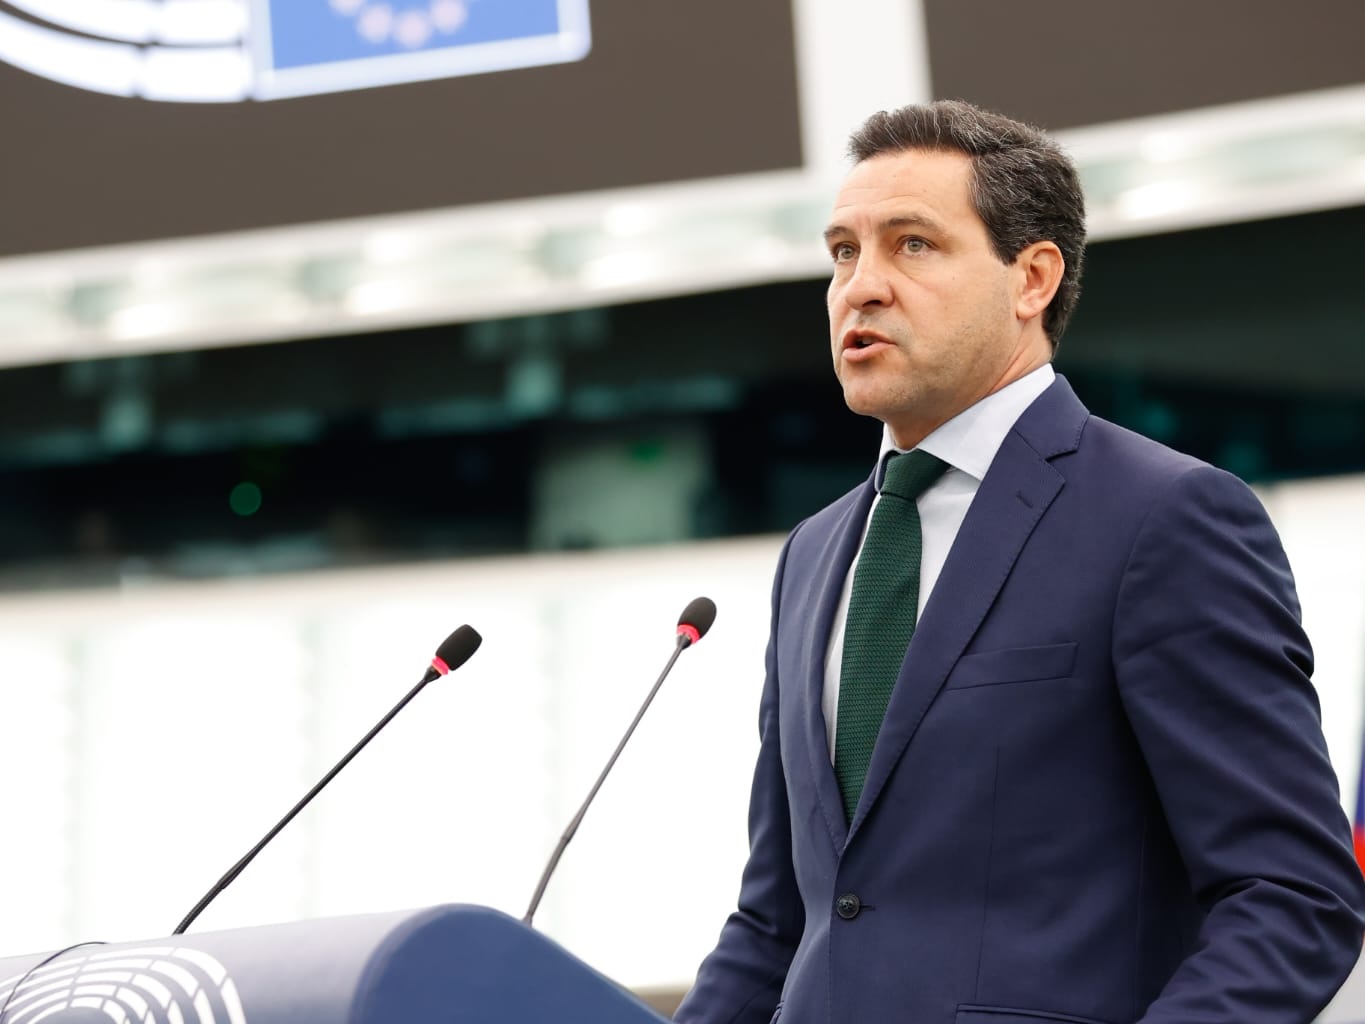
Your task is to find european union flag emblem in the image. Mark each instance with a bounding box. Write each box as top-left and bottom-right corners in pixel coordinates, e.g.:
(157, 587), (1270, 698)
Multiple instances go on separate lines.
(251, 0), (592, 99)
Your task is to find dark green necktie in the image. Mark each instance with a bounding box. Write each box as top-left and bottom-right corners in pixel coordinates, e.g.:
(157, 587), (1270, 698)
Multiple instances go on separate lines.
(835, 449), (950, 821)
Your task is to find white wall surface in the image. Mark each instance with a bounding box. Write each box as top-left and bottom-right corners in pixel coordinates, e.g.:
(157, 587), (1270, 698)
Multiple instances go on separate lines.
(0, 536), (779, 989)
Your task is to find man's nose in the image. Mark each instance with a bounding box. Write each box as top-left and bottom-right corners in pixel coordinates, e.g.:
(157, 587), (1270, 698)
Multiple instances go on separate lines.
(841, 254), (893, 308)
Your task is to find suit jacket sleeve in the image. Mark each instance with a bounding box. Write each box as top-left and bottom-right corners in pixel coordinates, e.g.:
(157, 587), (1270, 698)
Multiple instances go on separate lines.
(674, 533), (806, 1024)
(1115, 465), (1365, 1022)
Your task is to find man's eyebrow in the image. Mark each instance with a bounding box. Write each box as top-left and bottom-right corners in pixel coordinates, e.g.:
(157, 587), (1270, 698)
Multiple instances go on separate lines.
(822, 214), (947, 244)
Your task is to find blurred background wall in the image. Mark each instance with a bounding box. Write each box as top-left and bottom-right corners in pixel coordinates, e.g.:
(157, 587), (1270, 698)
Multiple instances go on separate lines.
(0, 0), (1363, 1003)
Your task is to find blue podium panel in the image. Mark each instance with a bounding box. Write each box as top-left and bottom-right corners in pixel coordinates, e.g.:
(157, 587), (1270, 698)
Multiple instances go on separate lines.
(0, 905), (667, 1024)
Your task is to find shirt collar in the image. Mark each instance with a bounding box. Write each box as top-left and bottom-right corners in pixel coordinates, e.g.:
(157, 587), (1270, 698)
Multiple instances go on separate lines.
(875, 363), (1056, 489)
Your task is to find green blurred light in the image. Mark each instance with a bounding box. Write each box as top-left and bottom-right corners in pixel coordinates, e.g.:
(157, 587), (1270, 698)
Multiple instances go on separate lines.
(630, 439), (665, 463)
(229, 481), (263, 516)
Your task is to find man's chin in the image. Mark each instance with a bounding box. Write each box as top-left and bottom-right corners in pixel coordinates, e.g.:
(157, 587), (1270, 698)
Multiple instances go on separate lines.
(840, 383), (892, 418)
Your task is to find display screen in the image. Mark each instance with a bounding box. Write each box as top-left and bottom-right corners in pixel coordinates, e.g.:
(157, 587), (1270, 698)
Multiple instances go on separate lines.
(923, 0), (1365, 129)
(0, 0), (802, 257)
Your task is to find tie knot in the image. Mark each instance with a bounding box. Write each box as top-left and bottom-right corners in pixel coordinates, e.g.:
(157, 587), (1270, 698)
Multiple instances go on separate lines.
(881, 450), (950, 502)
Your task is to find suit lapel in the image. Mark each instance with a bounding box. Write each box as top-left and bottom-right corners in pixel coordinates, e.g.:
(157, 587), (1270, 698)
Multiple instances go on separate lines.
(846, 377), (1088, 843)
(799, 477), (876, 849)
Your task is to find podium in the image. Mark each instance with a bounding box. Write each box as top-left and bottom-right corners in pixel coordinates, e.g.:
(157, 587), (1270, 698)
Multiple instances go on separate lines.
(0, 904), (670, 1023)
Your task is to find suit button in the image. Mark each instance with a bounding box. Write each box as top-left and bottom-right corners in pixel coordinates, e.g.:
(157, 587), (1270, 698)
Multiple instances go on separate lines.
(835, 893), (861, 920)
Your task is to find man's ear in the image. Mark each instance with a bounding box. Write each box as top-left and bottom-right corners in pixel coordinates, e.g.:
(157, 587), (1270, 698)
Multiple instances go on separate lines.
(1014, 241), (1064, 322)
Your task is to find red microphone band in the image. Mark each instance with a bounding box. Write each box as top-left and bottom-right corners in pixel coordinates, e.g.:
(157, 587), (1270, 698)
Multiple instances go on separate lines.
(430, 655), (450, 677)
(677, 623), (701, 646)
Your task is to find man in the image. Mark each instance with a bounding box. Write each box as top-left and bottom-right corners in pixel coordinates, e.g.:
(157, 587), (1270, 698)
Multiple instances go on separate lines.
(675, 100), (1365, 1024)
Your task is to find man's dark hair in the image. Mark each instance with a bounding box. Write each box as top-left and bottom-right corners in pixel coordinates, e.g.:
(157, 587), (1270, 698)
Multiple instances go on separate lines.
(848, 100), (1087, 346)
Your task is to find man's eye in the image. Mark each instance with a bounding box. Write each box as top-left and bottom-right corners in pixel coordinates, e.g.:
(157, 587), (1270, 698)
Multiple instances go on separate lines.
(831, 242), (856, 262)
(900, 237), (928, 254)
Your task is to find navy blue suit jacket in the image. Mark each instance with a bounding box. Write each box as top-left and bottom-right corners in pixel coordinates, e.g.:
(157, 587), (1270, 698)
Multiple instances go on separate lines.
(676, 377), (1365, 1024)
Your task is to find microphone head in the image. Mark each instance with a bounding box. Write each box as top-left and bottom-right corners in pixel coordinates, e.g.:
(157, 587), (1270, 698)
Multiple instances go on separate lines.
(432, 625), (483, 675)
(677, 596), (717, 646)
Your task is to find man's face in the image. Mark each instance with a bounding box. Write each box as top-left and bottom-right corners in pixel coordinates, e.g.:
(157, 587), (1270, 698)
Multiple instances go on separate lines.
(825, 147), (1046, 448)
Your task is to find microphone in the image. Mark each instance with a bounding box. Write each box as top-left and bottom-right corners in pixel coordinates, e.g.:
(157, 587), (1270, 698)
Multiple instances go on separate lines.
(172, 624), (483, 935)
(523, 597), (716, 926)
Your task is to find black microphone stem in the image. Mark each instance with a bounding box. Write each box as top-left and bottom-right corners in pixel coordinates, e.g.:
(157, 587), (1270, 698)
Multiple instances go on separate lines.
(173, 671), (439, 935)
(523, 633), (691, 926)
